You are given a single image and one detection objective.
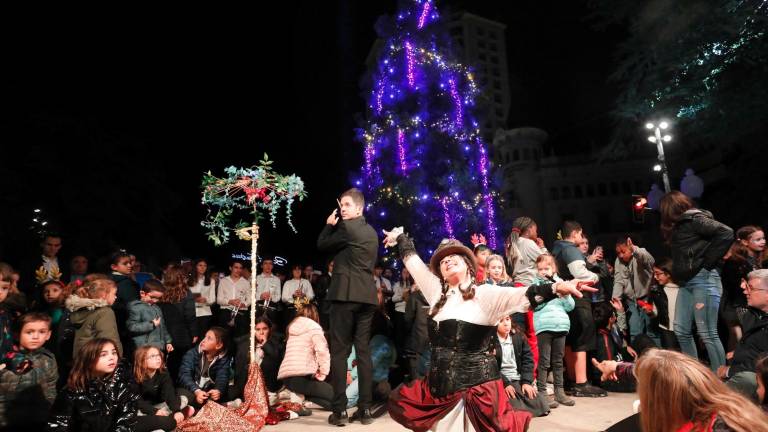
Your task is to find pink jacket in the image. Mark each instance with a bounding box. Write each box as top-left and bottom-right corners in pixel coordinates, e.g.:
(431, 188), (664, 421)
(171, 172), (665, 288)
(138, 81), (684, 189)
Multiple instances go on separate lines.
(277, 317), (330, 380)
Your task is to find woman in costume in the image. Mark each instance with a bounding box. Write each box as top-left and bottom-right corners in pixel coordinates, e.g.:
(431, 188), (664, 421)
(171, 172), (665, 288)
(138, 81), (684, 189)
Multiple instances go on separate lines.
(383, 228), (594, 432)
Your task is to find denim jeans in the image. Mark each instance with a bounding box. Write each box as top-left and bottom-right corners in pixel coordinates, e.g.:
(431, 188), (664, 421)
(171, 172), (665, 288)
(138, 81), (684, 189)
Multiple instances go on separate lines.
(627, 301), (660, 347)
(673, 268), (726, 371)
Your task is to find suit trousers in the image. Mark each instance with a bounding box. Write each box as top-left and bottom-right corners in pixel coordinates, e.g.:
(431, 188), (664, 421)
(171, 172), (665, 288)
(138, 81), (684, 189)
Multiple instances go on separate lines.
(329, 301), (377, 412)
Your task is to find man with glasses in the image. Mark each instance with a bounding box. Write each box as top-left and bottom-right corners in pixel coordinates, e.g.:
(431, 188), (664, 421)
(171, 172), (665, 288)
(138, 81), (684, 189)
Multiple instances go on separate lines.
(717, 269), (768, 400)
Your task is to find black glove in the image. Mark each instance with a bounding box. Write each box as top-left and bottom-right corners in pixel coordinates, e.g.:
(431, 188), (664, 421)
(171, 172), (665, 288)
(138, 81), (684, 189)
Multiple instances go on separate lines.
(396, 233), (417, 261)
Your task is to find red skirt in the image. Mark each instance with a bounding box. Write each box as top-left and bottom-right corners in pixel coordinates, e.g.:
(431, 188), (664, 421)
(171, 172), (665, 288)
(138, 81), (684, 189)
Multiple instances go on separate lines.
(389, 378), (532, 432)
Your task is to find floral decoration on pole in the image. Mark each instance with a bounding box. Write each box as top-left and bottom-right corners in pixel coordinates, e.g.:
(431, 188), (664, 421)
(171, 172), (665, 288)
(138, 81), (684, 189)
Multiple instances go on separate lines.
(201, 153), (306, 363)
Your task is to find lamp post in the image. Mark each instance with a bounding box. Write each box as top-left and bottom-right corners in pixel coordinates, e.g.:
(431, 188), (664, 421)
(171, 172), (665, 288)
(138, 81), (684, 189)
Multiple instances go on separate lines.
(646, 121), (672, 193)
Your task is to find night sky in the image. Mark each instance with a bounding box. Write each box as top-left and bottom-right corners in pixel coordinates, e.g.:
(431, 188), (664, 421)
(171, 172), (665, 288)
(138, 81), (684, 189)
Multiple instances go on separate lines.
(1, 1), (623, 274)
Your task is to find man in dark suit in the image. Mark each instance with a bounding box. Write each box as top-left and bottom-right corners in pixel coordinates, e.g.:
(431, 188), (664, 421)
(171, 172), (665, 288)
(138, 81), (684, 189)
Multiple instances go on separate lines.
(317, 188), (379, 426)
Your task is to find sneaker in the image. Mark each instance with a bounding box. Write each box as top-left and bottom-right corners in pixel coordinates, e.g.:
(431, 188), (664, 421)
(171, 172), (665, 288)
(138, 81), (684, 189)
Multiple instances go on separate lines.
(572, 383), (607, 397)
(297, 406), (313, 416)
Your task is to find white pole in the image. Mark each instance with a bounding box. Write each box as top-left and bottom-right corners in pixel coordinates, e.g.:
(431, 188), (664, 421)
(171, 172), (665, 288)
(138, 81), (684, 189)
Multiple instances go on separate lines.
(250, 224), (258, 364)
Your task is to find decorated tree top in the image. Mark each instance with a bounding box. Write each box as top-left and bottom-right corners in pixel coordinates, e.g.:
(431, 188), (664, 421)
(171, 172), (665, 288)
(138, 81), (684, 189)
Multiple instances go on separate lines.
(201, 154), (307, 246)
(354, 0), (500, 254)
(591, 0), (768, 152)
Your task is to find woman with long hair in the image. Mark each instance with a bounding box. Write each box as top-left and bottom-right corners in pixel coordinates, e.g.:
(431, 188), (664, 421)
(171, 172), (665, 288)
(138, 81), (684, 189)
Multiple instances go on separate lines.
(159, 266), (196, 379)
(636, 349), (768, 431)
(721, 226), (766, 350)
(659, 191), (733, 371)
(188, 259), (216, 341)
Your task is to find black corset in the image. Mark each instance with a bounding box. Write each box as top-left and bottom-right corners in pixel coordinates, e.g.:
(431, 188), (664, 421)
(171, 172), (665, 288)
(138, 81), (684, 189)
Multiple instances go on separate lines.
(426, 319), (500, 398)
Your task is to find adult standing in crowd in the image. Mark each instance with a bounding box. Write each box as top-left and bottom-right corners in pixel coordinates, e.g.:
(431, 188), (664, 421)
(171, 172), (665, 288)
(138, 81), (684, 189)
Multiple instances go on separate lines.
(317, 188), (379, 426)
(660, 191), (733, 371)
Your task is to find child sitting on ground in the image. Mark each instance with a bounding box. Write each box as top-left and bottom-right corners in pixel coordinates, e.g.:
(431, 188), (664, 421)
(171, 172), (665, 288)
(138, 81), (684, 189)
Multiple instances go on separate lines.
(0, 312), (58, 431)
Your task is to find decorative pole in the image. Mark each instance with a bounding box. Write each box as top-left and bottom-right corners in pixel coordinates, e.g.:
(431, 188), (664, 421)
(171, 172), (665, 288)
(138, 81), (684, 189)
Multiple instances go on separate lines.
(251, 224), (257, 363)
(201, 154), (306, 364)
(235, 224), (260, 363)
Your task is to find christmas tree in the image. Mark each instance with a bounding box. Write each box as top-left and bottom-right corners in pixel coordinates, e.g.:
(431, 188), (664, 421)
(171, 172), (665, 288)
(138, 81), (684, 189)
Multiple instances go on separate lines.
(355, 0), (500, 255)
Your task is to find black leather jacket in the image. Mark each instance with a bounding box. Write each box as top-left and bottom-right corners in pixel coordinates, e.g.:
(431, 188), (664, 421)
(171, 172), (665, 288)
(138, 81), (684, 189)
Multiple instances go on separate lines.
(47, 360), (138, 432)
(669, 209), (733, 284)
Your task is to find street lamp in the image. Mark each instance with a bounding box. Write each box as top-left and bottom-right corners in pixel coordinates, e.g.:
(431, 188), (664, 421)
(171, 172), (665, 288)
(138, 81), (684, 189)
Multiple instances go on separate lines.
(646, 121), (672, 192)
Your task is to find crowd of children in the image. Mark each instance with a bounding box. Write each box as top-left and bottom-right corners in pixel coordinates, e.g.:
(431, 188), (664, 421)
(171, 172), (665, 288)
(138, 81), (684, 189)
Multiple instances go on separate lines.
(0, 190), (767, 431)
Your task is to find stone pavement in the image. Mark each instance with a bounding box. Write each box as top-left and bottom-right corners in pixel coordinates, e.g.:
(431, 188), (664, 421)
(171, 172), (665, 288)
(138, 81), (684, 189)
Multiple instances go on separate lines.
(267, 392), (637, 432)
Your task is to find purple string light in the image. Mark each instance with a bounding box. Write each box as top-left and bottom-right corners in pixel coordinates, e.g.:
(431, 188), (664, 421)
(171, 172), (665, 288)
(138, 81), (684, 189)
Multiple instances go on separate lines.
(397, 129), (407, 173)
(405, 41), (416, 88)
(448, 78), (463, 127)
(364, 143), (375, 180)
(440, 197), (454, 238)
(417, 0), (432, 30)
(375, 80), (385, 114)
(475, 137), (497, 249)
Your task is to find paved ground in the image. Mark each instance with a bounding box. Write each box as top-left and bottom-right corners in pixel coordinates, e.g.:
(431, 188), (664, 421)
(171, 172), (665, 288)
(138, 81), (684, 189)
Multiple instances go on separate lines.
(268, 392), (637, 431)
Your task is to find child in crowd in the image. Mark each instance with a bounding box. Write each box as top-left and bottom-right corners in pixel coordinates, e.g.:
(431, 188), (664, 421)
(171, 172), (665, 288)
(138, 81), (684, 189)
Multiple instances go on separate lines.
(0, 272), (14, 359)
(158, 267), (196, 380)
(494, 314), (550, 417)
(277, 304), (332, 412)
(40, 280), (67, 326)
(111, 250), (140, 309)
(110, 250), (140, 353)
(132, 345), (194, 431)
(487, 253), (539, 367)
(41, 280), (75, 388)
(232, 316), (284, 403)
(0, 263), (25, 317)
(612, 236), (658, 345)
(485, 254), (513, 286)
(532, 254), (576, 407)
(0, 312), (58, 431)
(48, 338), (138, 431)
(593, 302), (637, 393)
(178, 326), (231, 409)
(188, 258), (216, 341)
(650, 258), (681, 350)
(473, 243), (492, 283)
(127, 280), (173, 353)
(66, 276), (123, 356)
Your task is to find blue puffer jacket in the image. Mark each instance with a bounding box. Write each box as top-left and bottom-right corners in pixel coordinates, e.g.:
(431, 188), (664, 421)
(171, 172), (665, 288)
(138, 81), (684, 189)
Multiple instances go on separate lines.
(177, 344), (231, 395)
(533, 281), (575, 334)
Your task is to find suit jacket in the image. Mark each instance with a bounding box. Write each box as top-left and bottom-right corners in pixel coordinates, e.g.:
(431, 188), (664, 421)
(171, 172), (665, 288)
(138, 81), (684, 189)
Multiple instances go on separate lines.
(317, 216), (378, 305)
